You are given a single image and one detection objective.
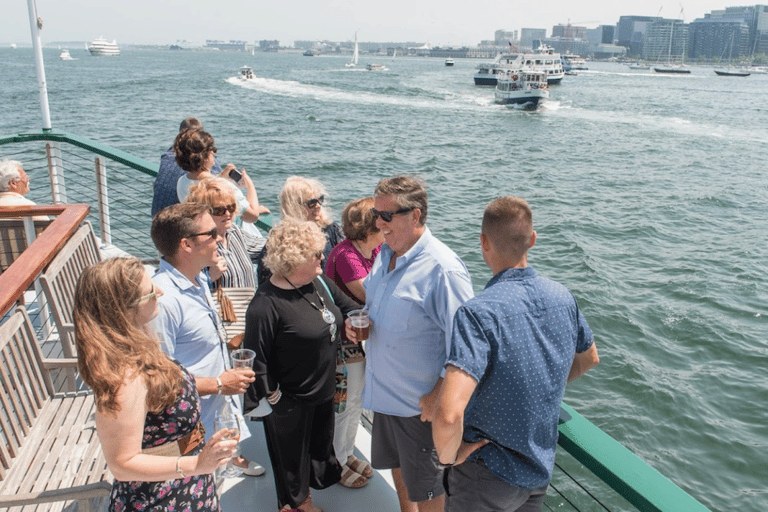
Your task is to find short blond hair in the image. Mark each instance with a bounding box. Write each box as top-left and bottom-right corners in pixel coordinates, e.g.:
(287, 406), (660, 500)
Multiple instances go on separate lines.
(186, 177), (241, 216)
(264, 219), (328, 278)
(279, 176), (332, 228)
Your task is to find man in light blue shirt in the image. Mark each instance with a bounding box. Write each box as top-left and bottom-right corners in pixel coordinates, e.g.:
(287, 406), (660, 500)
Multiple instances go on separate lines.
(151, 202), (265, 477)
(350, 175), (474, 512)
(432, 197), (599, 512)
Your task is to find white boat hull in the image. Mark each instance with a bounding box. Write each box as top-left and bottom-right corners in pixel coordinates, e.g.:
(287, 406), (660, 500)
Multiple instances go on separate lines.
(88, 38), (120, 56)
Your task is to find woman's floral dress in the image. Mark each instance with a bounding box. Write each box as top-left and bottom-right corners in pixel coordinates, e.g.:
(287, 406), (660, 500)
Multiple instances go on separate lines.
(108, 363), (219, 512)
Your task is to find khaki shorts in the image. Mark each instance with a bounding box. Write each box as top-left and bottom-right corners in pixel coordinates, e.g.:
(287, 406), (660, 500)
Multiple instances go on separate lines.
(371, 412), (445, 502)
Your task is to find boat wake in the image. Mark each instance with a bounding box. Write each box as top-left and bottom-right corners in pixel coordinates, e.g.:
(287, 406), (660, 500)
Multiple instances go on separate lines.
(227, 76), (493, 112)
(551, 104), (767, 144)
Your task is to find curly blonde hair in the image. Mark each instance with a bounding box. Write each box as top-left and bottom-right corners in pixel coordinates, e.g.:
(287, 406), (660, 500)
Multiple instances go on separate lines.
(263, 219), (328, 278)
(186, 177), (241, 216)
(74, 258), (183, 415)
(279, 176), (333, 228)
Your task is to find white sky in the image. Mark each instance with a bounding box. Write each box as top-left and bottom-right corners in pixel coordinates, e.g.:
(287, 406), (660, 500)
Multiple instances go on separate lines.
(2, 0), (743, 47)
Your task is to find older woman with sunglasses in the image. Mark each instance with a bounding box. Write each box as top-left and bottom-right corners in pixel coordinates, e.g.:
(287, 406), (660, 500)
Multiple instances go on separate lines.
(186, 177), (265, 289)
(74, 258), (237, 511)
(257, 177), (343, 286)
(244, 219), (360, 512)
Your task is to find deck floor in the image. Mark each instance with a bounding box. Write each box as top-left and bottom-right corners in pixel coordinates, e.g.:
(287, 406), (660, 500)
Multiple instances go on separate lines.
(218, 416), (400, 512)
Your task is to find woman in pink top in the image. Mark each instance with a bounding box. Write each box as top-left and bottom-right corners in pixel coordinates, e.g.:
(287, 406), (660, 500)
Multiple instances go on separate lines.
(324, 197), (384, 489)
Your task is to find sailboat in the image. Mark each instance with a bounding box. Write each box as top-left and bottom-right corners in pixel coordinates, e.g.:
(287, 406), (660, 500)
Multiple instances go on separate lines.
(654, 15), (691, 74)
(392, 48), (397, 61)
(345, 32), (358, 68)
(714, 33), (750, 76)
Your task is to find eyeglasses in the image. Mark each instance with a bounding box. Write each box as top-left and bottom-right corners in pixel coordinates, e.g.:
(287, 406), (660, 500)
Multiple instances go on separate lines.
(132, 285), (156, 306)
(303, 195), (324, 209)
(370, 207), (414, 223)
(210, 204), (237, 216)
(187, 227), (219, 240)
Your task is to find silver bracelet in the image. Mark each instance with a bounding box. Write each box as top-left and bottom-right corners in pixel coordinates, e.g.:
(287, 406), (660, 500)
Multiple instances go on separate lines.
(216, 377), (223, 395)
(267, 389), (282, 405)
(175, 455), (185, 478)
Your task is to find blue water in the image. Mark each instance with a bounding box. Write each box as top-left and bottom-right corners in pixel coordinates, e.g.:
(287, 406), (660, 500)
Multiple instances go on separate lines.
(2, 47), (768, 511)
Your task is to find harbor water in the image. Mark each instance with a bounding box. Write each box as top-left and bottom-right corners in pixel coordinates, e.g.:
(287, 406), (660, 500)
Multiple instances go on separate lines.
(2, 48), (767, 511)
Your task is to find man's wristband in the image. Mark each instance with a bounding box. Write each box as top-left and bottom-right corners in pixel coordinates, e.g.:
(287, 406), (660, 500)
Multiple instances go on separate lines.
(216, 377), (223, 395)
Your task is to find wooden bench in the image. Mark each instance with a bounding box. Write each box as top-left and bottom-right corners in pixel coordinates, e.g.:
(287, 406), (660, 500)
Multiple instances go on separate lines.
(39, 222), (102, 362)
(0, 307), (112, 511)
(0, 218), (52, 278)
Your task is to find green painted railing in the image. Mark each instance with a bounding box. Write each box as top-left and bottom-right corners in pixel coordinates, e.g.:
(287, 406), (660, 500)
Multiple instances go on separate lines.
(0, 130), (709, 512)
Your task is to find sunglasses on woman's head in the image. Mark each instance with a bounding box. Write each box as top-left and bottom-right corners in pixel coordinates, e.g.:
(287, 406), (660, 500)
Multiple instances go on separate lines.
(303, 195), (324, 209)
(210, 204), (237, 216)
(370, 207), (414, 223)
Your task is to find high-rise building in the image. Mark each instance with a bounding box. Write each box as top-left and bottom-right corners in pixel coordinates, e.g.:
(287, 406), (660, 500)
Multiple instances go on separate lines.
(552, 24), (586, 39)
(494, 29), (518, 46)
(617, 15), (661, 57)
(520, 28), (546, 49)
(642, 18), (688, 61)
(689, 5), (768, 58)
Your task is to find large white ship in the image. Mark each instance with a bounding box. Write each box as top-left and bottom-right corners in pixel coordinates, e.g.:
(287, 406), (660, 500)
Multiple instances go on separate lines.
(88, 37), (120, 56)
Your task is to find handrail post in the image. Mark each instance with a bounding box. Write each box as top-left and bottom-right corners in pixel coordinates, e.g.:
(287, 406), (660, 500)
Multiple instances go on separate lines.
(21, 216), (53, 339)
(46, 142), (66, 203)
(95, 157), (111, 246)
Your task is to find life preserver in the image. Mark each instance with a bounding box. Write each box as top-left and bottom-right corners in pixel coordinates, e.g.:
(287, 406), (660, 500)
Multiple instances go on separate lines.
(511, 74), (518, 81)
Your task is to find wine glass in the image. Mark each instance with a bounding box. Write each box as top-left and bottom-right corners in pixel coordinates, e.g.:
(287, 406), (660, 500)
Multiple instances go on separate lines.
(213, 407), (243, 478)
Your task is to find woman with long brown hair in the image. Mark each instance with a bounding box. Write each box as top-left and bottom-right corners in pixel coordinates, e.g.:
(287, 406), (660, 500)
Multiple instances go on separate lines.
(74, 257), (236, 511)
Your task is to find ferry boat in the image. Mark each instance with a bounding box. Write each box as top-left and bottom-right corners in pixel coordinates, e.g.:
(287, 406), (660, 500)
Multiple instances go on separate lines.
(474, 45), (564, 86)
(0, 4), (712, 512)
(445, 58), (455, 67)
(562, 54), (588, 71)
(88, 37), (120, 56)
(366, 63), (387, 71)
(494, 69), (549, 108)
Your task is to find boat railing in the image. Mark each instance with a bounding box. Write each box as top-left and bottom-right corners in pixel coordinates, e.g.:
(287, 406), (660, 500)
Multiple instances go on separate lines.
(0, 131), (274, 263)
(0, 131), (708, 512)
(0, 203), (91, 391)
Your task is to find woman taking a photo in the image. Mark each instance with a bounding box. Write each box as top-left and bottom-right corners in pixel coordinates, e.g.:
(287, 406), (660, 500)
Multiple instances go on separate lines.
(324, 197), (383, 488)
(74, 257), (236, 511)
(244, 219), (360, 512)
(174, 127), (268, 226)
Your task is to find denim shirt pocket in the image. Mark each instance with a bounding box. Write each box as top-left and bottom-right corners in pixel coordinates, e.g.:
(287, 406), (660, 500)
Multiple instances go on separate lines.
(383, 295), (413, 332)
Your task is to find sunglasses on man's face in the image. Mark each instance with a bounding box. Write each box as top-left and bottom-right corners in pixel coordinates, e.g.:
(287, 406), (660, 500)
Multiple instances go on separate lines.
(210, 204), (237, 216)
(370, 207), (414, 223)
(303, 195), (324, 209)
(187, 227), (219, 241)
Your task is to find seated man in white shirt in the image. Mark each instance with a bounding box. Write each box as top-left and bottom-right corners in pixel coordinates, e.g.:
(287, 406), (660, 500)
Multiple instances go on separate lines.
(0, 159), (35, 207)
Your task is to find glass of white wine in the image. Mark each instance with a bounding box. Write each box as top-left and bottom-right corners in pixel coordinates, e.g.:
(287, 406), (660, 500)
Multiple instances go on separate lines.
(213, 406), (243, 478)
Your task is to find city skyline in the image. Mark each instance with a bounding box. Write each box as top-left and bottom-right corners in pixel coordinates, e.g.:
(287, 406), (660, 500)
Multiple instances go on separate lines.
(2, 0), (751, 47)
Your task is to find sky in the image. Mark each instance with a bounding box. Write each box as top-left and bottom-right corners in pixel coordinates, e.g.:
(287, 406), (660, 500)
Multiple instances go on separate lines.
(2, 0), (744, 47)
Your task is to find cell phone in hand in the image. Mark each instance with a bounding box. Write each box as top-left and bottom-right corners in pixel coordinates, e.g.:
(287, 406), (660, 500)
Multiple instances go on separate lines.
(229, 168), (243, 184)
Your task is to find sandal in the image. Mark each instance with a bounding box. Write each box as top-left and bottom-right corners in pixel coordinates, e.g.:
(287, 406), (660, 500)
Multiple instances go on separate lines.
(346, 456), (374, 479)
(339, 465), (369, 489)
